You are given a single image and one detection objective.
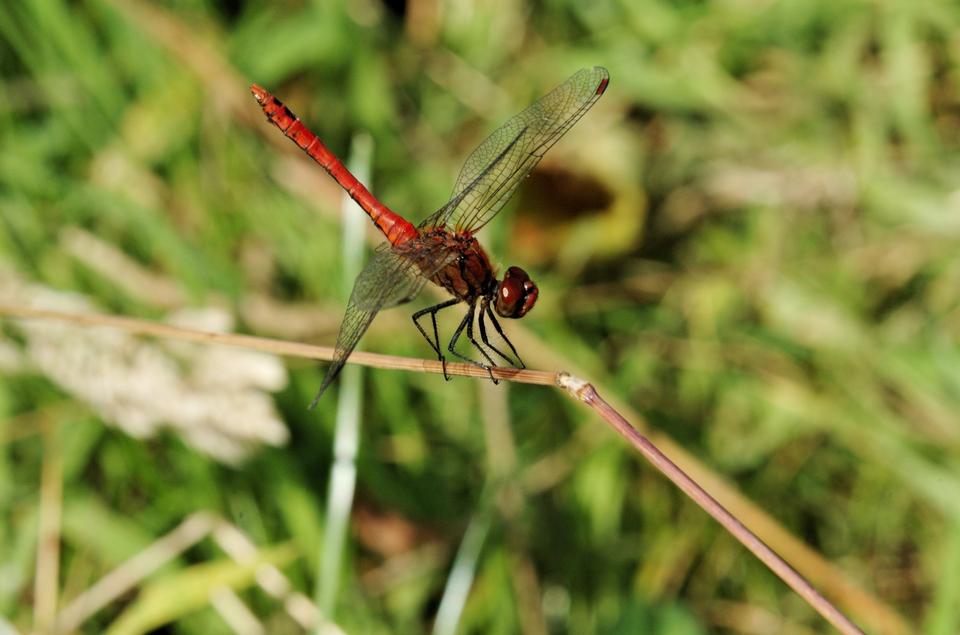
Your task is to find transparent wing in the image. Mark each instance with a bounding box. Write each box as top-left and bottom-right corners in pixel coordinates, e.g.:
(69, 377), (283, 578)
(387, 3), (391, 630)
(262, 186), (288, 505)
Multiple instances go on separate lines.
(309, 238), (456, 408)
(420, 66), (609, 234)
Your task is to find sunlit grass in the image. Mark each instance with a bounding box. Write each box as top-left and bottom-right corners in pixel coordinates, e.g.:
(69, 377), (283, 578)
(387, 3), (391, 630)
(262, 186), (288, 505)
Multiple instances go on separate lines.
(2, 0), (959, 633)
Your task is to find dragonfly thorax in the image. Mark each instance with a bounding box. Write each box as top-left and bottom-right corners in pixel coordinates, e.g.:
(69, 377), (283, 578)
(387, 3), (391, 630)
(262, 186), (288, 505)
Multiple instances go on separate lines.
(423, 230), (499, 303)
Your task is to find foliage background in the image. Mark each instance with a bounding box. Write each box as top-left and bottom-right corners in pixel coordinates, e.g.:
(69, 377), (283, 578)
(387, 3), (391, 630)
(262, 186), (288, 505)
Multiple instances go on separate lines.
(2, 0), (959, 633)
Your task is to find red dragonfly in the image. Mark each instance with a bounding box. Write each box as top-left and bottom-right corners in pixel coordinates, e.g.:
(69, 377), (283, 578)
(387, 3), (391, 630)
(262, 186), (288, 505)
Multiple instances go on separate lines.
(252, 67), (609, 407)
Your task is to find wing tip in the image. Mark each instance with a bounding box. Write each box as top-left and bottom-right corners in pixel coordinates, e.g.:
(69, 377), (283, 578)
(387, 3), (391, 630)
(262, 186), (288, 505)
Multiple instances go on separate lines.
(592, 66), (610, 95)
(307, 389), (324, 410)
(308, 367), (339, 410)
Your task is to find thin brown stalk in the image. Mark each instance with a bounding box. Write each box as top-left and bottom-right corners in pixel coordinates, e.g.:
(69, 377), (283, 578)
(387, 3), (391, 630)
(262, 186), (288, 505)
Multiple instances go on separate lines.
(5, 305), (870, 632)
(0, 306), (557, 386)
(211, 520), (324, 630)
(34, 422), (63, 634)
(556, 373), (866, 635)
(55, 512), (217, 633)
(209, 587), (265, 635)
(0, 403), (73, 446)
(518, 329), (910, 635)
(479, 383), (547, 634)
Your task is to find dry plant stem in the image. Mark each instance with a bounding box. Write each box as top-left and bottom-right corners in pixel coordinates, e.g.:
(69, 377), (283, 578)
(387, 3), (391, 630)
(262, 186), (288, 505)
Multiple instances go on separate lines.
(2, 304), (866, 633)
(0, 306), (556, 385)
(57, 513), (331, 634)
(209, 587), (265, 635)
(55, 512), (218, 633)
(556, 373), (866, 635)
(523, 348), (909, 635)
(34, 423), (63, 634)
(479, 383), (547, 635)
(0, 403), (71, 445)
(211, 522), (325, 631)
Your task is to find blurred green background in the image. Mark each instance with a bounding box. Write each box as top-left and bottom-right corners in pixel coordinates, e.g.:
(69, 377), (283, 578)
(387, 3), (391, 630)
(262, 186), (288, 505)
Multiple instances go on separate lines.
(2, 0), (959, 633)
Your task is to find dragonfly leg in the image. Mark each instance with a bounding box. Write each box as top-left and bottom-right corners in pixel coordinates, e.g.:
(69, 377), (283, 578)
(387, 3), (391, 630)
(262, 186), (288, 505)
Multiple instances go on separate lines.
(483, 300), (525, 369)
(448, 302), (498, 384)
(477, 298), (520, 367)
(412, 298), (460, 381)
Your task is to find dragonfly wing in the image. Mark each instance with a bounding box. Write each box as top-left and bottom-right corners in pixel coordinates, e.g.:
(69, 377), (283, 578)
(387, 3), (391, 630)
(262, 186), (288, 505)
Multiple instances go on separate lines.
(420, 66), (609, 234)
(309, 238), (456, 408)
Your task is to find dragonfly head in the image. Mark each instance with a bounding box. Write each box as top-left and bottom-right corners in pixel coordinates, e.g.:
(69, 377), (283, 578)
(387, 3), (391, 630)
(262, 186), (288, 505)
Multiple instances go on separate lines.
(495, 266), (538, 319)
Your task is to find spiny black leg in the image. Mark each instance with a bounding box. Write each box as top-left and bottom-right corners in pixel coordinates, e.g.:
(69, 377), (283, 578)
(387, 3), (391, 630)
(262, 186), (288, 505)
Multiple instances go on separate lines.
(466, 304), (499, 384)
(484, 301), (525, 369)
(447, 302), (498, 384)
(477, 299), (517, 366)
(412, 298), (459, 380)
(412, 299), (458, 358)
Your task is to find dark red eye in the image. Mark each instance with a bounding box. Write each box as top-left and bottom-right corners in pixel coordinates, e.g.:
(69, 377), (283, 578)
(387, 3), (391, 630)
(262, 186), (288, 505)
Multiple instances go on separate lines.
(495, 266), (538, 318)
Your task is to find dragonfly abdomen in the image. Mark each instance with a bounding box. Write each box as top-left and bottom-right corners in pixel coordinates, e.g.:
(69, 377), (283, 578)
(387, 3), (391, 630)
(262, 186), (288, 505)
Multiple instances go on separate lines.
(250, 84), (417, 246)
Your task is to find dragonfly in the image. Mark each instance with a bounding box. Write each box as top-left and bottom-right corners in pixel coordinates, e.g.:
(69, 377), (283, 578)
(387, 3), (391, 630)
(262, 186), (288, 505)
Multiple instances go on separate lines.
(252, 66), (609, 408)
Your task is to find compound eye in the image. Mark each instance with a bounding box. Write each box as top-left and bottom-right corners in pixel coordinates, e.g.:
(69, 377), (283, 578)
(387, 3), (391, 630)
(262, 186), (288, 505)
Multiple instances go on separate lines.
(495, 266), (538, 318)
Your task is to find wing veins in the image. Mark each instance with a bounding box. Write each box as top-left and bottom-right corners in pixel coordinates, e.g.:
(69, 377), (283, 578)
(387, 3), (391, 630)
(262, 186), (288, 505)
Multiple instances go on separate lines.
(419, 125), (528, 230)
(432, 67), (608, 234)
(310, 240), (457, 405)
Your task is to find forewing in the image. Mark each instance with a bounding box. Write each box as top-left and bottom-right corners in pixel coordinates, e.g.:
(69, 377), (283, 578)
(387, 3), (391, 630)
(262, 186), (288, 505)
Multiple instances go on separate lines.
(420, 66), (609, 233)
(309, 238), (455, 408)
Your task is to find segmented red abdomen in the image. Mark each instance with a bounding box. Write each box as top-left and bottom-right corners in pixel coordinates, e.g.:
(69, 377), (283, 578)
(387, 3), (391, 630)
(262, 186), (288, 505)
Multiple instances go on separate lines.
(251, 84), (417, 246)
